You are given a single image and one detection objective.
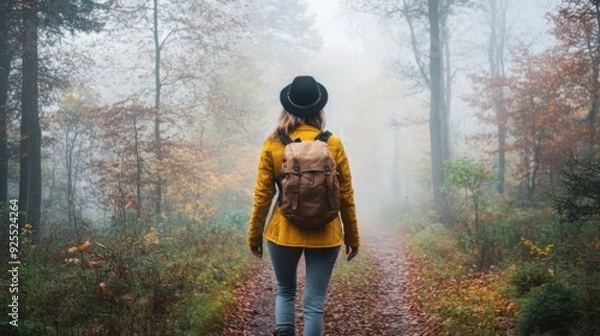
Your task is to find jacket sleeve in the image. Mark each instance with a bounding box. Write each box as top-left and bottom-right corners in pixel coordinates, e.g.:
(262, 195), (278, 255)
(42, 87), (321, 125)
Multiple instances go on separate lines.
(247, 143), (276, 247)
(335, 139), (360, 247)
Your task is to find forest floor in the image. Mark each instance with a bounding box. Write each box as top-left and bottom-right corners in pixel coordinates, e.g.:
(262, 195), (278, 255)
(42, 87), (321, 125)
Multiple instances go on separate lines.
(211, 225), (438, 336)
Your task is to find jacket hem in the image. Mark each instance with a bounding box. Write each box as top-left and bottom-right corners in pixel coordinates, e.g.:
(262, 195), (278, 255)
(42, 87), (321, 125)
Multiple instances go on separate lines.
(265, 237), (343, 249)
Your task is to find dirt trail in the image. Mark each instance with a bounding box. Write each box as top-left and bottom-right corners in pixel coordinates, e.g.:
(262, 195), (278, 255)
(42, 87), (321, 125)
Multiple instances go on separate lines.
(361, 228), (430, 335)
(214, 226), (431, 335)
(247, 264), (277, 335)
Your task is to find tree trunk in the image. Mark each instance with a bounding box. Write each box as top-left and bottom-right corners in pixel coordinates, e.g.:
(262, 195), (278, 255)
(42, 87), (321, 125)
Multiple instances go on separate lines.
(392, 123), (401, 203)
(0, 2), (12, 204)
(20, 1), (42, 238)
(488, 0), (508, 194)
(153, 0), (162, 219)
(66, 131), (74, 227)
(133, 114), (142, 219)
(440, 4), (451, 165)
(65, 126), (81, 227)
(428, 0), (446, 221)
(439, 1), (451, 225)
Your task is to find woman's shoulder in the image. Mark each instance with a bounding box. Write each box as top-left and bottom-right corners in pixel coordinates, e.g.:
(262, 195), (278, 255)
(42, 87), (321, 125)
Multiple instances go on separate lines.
(261, 137), (285, 152)
(326, 132), (341, 142)
(325, 132), (344, 149)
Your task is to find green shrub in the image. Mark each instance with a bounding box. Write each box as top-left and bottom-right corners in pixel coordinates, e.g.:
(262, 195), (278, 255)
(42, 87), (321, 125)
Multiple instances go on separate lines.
(407, 223), (472, 275)
(508, 262), (554, 298)
(484, 207), (555, 263)
(517, 281), (584, 336)
(580, 274), (600, 336)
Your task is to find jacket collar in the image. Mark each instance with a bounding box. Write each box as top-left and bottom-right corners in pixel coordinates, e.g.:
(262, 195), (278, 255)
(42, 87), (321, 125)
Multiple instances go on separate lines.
(285, 125), (321, 142)
(293, 125), (321, 132)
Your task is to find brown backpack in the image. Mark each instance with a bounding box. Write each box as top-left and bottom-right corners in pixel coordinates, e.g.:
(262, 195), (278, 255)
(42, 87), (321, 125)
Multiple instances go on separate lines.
(275, 131), (341, 229)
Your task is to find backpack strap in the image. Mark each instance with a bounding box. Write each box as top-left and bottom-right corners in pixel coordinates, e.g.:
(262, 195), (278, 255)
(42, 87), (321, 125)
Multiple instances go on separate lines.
(280, 133), (302, 145)
(280, 134), (293, 145)
(315, 130), (332, 142)
(276, 133), (294, 205)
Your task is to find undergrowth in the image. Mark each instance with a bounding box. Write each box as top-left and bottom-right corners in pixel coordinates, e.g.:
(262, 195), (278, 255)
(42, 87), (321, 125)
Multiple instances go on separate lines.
(0, 214), (257, 335)
(401, 220), (517, 336)
(396, 205), (600, 336)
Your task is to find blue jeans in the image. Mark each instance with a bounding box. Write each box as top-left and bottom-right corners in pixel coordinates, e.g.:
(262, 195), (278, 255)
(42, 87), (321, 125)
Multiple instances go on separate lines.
(267, 241), (340, 336)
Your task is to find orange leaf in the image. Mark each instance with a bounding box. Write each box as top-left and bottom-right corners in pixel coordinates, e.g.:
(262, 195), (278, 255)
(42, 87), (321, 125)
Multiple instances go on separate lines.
(98, 282), (107, 296)
(78, 240), (92, 252)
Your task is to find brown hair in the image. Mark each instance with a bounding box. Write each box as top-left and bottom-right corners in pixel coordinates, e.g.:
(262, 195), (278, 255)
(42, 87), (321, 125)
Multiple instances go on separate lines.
(267, 109), (326, 140)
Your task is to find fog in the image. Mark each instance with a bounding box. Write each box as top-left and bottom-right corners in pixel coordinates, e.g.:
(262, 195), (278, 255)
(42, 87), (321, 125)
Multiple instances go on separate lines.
(57, 0), (560, 225)
(265, 0), (557, 221)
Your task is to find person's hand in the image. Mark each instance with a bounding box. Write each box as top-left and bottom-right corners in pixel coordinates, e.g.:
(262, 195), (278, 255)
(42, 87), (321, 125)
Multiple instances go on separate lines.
(345, 246), (358, 262)
(250, 245), (263, 259)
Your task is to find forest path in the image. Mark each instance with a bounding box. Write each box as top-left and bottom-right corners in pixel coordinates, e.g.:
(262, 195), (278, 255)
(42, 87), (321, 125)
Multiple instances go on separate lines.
(212, 225), (434, 335)
(360, 228), (434, 335)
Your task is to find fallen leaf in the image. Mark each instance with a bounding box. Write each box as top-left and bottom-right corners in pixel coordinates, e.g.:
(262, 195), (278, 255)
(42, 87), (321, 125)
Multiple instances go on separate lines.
(79, 240), (92, 252)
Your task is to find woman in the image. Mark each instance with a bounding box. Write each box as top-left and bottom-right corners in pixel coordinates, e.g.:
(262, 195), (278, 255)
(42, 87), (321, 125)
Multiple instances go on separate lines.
(247, 75), (360, 336)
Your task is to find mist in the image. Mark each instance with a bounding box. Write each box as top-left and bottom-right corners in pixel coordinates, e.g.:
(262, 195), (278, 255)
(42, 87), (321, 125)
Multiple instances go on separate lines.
(62, 0), (557, 226)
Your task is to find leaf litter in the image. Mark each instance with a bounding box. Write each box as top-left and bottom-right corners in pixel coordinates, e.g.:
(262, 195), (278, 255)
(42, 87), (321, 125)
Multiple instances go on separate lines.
(211, 226), (438, 335)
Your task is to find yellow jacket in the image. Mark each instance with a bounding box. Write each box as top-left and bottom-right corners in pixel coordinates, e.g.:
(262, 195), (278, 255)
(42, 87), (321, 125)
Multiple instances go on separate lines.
(247, 125), (360, 248)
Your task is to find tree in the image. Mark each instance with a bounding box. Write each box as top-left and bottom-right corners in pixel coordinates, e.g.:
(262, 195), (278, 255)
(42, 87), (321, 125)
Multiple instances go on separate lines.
(105, 0), (248, 220)
(550, 152), (600, 334)
(46, 90), (98, 227)
(550, 0), (600, 150)
(428, 0), (446, 219)
(91, 100), (154, 222)
(504, 46), (577, 201)
(152, 0), (163, 219)
(0, 1), (19, 204)
(195, 59), (268, 215)
(552, 150), (600, 225)
(17, 0), (107, 239)
(348, 0), (471, 222)
(470, 23), (594, 203)
(486, 0), (508, 194)
(19, 0), (42, 236)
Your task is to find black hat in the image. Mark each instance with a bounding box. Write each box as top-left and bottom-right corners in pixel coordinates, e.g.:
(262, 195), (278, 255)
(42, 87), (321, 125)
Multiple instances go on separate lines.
(280, 76), (328, 117)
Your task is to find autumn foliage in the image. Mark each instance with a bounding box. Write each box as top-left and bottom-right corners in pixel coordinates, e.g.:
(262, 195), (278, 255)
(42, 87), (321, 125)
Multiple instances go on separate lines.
(417, 2), (600, 334)
(469, 1), (600, 202)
